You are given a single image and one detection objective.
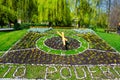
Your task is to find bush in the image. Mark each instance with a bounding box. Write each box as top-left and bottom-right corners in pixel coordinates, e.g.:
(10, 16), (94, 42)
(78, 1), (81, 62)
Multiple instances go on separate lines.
(14, 23), (22, 30)
(89, 25), (96, 30)
(21, 23), (31, 29)
(20, 23), (49, 29)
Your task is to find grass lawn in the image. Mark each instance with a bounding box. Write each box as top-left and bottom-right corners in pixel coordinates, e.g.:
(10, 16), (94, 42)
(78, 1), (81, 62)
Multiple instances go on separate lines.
(96, 32), (120, 52)
(0, 29), (27, 51)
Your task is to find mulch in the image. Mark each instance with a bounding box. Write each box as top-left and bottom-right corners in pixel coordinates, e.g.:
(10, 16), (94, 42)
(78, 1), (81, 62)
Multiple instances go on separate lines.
(45, 37), (80, 50)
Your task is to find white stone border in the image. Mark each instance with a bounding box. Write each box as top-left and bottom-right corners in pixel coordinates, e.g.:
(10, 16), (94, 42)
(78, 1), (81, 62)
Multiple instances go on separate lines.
(73, 66), (86, 79)
(60, 67), (72, 79)
(13, 66), (26, 78)
(99, 66), (114, 79)
(113, 66), (120, 77)
(0, 63), (120, 79)
(6, 48), (37, 53)
(0, 78), (37, 80)
(0, 62), (120, 67)
(88, 49), (119, 54)
(3, 65), (13, 77)
(0, 51), (6, 58)
(87, 66), (100, 79)
(45, 66), (57, 79)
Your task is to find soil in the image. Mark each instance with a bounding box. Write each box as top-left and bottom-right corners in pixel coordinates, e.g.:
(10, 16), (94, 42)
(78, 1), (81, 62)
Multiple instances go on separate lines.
(45, 37), (80, 50)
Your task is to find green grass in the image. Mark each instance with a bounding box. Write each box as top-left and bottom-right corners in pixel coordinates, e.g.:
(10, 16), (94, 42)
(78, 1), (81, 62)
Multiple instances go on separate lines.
(96, 32), (120, 52)
(0, 29), (27, 51)
(95, 28), (105, 32)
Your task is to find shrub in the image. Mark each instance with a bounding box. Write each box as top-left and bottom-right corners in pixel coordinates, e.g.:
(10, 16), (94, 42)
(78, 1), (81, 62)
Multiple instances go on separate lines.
(14, 23), (22, 30)
(21, 23), (31, 29)
(17, 23), (49, 29)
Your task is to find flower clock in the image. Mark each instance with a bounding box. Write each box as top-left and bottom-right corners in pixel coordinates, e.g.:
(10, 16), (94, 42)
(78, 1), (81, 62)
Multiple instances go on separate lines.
(37, 31), (89, 55)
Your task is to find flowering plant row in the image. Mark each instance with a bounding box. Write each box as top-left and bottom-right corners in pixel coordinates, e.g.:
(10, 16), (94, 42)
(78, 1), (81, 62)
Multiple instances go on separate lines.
(11, 32), (44, 50)
(77, 33), (116, 52)
(0, 48), (120, 64)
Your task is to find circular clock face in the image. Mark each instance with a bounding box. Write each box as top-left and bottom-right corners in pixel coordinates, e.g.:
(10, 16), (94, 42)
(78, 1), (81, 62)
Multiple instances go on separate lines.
(37, 34), (89, 55)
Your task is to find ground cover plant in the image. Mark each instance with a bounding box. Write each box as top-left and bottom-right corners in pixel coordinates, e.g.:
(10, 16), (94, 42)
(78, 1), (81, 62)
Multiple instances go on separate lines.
(0, 64), (120, 79)
(0, 28), (120, 79)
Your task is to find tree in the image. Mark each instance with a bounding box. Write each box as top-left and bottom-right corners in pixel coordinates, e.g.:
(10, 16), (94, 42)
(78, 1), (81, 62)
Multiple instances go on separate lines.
(75, 0), (97, 28)
(37, 0), (71, 26)
(0, 0), (115, 28)
(0, 4), (16, 28)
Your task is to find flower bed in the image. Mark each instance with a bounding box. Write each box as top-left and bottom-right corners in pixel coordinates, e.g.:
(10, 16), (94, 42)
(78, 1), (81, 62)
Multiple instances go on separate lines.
(0, 29), (119, 65)
(11, 32), (44, 50)
(0, 48), (120, 64)
(77, 33), (116, 52)
(37, 34), (88, 55)
(74, 29), (116, 52)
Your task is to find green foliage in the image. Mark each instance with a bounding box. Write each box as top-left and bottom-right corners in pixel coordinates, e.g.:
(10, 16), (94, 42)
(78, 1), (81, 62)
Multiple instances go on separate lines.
(24, 23), (48, 27)
(14, 23), (50, 30)
(20, 23), (49, 29)
(37, 0), (72, 26)
(96, 13), (108, 28)
(0, 0), (114, 28)
(14, 23), (22, 30)
(75, 0), (93, 27)
(0, 5), (17, 27)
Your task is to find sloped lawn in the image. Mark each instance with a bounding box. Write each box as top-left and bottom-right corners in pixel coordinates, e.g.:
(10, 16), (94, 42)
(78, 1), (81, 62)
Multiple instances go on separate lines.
(0, 29), (27, 51)
(96, 32), (120, 52)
